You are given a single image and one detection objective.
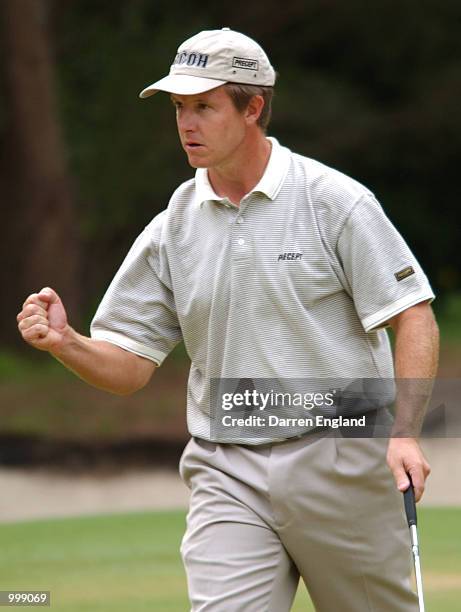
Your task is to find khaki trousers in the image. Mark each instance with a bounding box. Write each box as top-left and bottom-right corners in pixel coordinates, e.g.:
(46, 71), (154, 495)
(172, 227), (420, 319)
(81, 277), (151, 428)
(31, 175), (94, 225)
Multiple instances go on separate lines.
(179, 432), (418, 611)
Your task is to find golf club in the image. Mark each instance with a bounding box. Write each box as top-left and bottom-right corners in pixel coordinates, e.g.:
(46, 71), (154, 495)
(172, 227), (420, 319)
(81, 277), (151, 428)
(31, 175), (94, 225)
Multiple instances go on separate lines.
(403, 477), (425, 612)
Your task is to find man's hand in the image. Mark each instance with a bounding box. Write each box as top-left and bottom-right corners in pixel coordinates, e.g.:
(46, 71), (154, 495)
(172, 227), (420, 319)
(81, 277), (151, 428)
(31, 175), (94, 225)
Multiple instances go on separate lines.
(386, 437), (431, 502)
(17, 287), (69, 352)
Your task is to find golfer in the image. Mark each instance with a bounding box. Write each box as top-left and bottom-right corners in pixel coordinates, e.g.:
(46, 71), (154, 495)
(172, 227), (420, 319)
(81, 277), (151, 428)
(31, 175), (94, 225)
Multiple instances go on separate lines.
(17, 28), (439, 611)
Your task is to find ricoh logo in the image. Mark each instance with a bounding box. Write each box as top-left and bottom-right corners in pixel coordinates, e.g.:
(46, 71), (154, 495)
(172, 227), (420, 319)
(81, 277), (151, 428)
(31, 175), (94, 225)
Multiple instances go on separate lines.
(232, 57), (259, 71)
(278, 252), (303, 261)
(174, 51), (209, 68)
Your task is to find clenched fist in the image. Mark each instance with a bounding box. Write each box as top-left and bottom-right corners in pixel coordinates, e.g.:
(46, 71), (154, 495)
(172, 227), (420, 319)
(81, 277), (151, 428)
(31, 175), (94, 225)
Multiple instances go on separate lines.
(17, 287), (69, 352)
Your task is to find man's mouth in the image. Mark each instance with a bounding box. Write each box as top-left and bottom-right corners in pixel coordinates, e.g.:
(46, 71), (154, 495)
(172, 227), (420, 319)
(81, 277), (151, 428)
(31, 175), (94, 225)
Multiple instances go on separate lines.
(185, 141), (204, 150)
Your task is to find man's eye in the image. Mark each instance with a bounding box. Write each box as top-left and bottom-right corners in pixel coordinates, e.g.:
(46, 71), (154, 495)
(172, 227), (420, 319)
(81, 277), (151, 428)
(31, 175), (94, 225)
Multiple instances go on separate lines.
(197, 103), (208, 110)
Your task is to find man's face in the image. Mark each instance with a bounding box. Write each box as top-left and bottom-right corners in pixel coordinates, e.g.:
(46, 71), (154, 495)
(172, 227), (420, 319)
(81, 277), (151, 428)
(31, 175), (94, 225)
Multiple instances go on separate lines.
(171, 86), (248, 169)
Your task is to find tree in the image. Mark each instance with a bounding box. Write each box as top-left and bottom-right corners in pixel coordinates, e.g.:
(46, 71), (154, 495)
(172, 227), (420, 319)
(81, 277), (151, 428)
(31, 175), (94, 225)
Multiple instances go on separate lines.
(1, 0), (80, 345)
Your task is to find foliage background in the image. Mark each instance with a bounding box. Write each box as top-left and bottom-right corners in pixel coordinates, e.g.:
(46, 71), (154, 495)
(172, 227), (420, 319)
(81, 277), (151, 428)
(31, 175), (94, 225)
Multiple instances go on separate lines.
(1, 0), (460, 345)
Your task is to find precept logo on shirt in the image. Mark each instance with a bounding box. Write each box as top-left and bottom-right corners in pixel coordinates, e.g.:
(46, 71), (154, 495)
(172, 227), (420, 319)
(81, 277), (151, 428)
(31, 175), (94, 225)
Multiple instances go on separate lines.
(278, 252), (303, 261)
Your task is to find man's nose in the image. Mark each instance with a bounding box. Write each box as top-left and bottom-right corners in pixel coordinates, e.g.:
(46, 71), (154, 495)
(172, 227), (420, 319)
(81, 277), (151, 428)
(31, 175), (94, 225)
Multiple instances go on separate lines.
(177, 107), (196, 132)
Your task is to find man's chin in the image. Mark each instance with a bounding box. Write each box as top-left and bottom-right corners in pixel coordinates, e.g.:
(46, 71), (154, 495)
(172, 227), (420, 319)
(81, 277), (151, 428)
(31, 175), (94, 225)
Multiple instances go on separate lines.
(186, 157), (210, 169)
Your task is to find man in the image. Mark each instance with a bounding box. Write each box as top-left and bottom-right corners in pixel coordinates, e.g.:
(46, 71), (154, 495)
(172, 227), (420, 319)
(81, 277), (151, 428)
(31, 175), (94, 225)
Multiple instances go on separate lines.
(17, 28), (438, 611)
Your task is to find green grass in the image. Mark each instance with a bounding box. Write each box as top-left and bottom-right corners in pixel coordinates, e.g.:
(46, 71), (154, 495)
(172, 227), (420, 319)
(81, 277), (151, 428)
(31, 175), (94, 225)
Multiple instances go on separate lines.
(0, 512), (189, 611)
(0, 508), (459, 611)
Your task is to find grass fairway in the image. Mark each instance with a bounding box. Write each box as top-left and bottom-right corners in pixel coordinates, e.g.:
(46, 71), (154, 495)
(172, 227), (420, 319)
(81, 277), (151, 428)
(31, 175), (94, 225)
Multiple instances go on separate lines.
(0, 508), (459, 611)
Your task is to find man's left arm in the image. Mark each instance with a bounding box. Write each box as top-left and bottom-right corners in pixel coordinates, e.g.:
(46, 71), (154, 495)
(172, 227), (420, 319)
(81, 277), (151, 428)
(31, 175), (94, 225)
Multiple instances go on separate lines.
(385, 300), (440, 501)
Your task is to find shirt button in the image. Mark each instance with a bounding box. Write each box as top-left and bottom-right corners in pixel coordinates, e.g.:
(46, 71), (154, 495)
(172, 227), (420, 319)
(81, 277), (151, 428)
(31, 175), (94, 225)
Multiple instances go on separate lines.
(237, 238), (245, 246)
(236, 217), (244, 224)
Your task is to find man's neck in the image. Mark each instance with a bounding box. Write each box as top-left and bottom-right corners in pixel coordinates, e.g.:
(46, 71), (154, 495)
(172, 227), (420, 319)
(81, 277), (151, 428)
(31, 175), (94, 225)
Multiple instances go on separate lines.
(207, 134), (272, 206)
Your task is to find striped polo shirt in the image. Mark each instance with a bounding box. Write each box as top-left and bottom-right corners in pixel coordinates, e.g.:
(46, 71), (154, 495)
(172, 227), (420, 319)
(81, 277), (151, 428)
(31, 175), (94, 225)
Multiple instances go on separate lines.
(90, 137), (435, 443)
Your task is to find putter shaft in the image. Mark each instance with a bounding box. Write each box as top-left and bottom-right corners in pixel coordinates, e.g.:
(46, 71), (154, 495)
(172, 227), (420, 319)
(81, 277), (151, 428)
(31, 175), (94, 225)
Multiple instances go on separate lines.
(410, 524), (425, 612)
(403, 482), (426, 611)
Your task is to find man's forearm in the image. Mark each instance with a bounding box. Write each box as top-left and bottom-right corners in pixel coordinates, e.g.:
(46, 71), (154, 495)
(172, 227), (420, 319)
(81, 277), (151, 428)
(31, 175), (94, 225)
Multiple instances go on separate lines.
(391, 305), (439, 436)
(51, 326), (156, 395)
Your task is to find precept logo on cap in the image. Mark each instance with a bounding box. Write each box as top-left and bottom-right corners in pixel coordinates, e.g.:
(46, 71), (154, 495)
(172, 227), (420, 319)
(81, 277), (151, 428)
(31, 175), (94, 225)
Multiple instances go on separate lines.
(232, 57), (259, 71)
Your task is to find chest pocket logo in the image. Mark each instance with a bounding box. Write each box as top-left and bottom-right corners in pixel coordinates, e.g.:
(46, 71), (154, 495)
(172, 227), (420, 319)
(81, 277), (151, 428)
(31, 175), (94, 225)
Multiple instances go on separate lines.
(277, 252), (303, 261)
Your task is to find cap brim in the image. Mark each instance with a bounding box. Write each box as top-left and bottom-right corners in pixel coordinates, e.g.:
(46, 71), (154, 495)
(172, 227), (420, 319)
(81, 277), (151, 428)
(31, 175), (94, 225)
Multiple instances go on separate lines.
(139, 74), (227, 98)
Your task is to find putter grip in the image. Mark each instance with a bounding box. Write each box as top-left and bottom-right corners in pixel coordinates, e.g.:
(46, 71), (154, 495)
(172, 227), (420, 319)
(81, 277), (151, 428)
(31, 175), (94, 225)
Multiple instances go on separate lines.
(403, 484), (417, 527)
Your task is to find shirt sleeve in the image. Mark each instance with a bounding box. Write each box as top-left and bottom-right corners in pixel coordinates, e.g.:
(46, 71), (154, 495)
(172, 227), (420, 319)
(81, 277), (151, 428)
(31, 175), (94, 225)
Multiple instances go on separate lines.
(90, 211), (182, 365)
(336, 194), (435, 333)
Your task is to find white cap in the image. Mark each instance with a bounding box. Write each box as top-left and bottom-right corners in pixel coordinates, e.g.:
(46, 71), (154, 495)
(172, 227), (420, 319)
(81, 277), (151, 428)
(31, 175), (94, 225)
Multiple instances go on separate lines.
(139, 28), (276, 98)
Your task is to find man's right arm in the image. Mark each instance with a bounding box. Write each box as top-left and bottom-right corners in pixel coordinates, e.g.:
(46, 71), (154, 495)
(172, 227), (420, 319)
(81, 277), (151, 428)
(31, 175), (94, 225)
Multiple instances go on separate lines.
(17, 287), (156, 395)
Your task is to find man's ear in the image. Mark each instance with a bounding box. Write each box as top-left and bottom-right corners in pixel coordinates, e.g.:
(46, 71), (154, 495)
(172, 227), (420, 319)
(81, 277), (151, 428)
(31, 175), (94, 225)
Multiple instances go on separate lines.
(244, 95), (264, 126)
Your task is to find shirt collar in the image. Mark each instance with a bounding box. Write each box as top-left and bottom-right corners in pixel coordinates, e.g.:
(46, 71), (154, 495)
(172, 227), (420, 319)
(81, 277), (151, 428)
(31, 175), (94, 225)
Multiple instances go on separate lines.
(194, 137), (291, 208)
